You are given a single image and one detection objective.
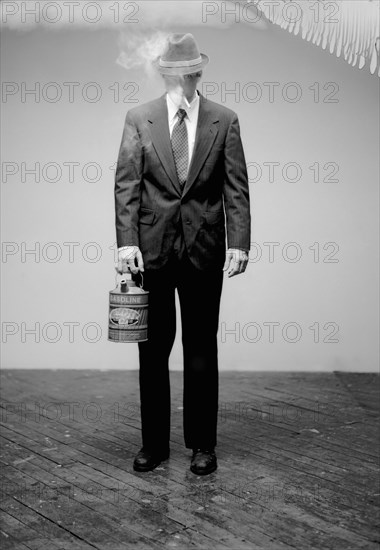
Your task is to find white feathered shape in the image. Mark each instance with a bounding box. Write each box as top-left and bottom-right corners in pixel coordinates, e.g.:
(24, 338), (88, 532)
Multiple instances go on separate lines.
(255, 0), (380, 76)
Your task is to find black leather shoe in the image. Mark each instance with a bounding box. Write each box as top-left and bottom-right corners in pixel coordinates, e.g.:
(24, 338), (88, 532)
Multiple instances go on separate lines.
(190, 449), (217, 475)
(133, 447), (170, 472)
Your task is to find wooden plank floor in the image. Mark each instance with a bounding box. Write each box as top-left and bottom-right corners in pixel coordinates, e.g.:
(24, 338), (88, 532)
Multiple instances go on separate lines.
(0, 370), (379, 550)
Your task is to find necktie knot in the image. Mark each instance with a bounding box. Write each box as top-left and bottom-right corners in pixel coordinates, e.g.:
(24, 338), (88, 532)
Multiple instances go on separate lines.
(177, 108), (187, 124)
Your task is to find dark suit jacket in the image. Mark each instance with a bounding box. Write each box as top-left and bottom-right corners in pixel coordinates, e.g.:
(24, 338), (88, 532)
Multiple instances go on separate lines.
(115, 91), (251, 270)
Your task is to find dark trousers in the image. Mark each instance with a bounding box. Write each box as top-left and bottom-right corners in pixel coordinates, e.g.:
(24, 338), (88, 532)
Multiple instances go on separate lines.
(137, 224), (224, 452)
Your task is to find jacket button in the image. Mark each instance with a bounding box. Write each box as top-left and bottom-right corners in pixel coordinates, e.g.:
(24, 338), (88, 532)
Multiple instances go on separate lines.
(185, 219), (191, 225)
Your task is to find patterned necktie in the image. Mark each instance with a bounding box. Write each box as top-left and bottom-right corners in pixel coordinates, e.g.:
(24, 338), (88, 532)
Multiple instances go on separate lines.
(171, 108), (188, 188)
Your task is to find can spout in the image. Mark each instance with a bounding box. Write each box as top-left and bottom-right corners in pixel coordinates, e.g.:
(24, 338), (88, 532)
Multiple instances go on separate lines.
(121, 270), (136, 287)
(114, 266), (139, 293)
(120, 279), (128, 293)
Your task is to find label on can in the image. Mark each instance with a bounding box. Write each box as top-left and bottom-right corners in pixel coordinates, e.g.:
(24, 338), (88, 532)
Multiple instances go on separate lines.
(109, 307), (140, 326)
(110, 293), (148, 305)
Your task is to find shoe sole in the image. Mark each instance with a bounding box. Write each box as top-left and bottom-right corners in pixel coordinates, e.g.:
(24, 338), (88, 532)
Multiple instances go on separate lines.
(190, 462), (217, 475)
(133, 454), (169, 472)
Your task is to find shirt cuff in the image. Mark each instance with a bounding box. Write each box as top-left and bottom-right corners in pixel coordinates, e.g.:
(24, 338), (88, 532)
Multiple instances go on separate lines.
(228, 247), (249, 253)
(118, 245), (138, 251)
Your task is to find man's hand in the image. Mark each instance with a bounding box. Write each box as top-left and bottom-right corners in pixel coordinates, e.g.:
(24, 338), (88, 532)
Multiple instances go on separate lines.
(223, 248), (249, 278)
(117, 246), (144, 275)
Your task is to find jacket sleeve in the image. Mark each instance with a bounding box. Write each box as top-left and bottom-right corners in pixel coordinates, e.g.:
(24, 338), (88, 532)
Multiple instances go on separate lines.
(223, 113), (251, 252)
(114, 111), (142, 248)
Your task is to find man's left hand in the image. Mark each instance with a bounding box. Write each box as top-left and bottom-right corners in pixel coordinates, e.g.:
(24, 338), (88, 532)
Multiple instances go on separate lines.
(223, 248), (249, 278)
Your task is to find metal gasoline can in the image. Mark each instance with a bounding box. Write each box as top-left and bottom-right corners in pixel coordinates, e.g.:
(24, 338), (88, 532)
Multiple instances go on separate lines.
(108, 268), (149, 343)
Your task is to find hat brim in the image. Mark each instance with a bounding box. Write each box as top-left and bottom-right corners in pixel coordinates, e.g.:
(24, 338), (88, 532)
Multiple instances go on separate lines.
(152, 53), (209, 76)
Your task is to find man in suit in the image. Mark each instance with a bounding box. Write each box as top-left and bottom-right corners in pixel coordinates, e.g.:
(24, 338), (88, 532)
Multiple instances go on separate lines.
(115, 33), (251, 475)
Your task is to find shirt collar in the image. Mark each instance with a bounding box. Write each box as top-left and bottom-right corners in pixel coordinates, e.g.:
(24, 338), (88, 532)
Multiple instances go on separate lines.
(166, 90), (199, 123)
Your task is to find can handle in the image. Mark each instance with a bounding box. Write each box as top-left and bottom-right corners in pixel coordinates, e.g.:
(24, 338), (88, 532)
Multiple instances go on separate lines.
(114, 265), (144, 289)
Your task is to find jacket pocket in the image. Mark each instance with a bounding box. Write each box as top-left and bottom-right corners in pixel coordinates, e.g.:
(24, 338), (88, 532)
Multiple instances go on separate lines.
(139, 207), (155, 225)
(203, 210), (224, 225)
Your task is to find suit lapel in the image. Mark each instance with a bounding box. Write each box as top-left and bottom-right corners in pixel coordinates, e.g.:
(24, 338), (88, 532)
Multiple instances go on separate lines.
(148, 91), (219, 198)
(182, 92), (219, 198)
(148, 94), (182, 195)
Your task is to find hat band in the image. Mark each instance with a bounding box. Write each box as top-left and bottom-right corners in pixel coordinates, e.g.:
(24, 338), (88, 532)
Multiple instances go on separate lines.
(159, 56), (202, 68)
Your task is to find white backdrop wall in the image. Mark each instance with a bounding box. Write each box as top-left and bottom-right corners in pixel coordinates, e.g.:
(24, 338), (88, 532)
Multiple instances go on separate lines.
(1, 7), (379, 370)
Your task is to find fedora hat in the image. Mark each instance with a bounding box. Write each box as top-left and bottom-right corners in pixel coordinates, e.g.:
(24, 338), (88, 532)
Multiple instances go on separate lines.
(152, 33), (209, 76)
